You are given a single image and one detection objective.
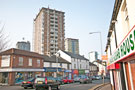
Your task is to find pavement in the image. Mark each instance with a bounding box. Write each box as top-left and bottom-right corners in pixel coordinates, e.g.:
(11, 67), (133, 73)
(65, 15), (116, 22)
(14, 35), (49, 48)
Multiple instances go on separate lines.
(99, 83), (112, 90)
(89, 82), (112, 90)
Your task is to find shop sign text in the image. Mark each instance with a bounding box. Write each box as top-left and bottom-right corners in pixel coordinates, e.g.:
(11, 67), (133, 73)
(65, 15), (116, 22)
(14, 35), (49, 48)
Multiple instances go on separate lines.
(109, 26), (135, 65)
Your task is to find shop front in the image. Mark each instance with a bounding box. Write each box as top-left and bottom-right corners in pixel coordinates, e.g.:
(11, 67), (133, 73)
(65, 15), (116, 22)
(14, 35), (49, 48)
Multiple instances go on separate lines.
(85, 70), (89, 76)
(14, 71), (43, 84)
(78, 69), (85, 75)
(107, 25), (135, 90)
(0, 72), (8, 84)
(64, 69), (72, 78)
(72, 69), (79, 79)
(43, 67), (64, 77)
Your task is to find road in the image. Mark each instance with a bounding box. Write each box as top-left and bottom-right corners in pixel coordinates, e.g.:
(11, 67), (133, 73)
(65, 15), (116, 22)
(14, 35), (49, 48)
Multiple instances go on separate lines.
(0, 79), (110, 90)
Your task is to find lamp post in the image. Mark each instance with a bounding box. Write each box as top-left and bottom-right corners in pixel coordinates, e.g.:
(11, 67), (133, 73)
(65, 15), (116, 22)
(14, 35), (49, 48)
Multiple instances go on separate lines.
(89, 32), (104, 84)
(56, 52), (60, 77)
(89, 32), (103, 56)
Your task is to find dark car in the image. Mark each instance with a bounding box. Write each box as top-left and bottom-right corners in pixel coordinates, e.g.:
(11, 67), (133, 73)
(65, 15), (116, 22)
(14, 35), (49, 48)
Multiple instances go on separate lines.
(21, 78), (35, 89)
(34, 77), (60, 90)
(55, 77), (64, 85)
(79, 76), (92, 84)
(90, 76), (96, 80)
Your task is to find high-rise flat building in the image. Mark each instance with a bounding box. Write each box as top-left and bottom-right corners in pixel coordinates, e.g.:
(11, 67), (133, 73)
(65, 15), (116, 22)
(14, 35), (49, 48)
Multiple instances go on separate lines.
(33, 7), (65, 56)
(89, 51), (98, 62)
(65, 38), (79, 54)
(16, 41), (30, 51)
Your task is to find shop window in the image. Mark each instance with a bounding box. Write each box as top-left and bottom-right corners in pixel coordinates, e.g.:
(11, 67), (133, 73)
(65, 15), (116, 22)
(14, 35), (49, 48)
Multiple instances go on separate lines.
(37, 59), (40, 67)
(0, 72), (8, 83)
(28, 58), (32, 66)
(28, 72), (34, 79)
(15, 72), (24, 84)
(19, 57), (23, 66)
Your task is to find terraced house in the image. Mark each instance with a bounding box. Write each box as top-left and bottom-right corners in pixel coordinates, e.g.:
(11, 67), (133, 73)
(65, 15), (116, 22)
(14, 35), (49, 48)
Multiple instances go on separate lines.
(57, 50), (90, 79)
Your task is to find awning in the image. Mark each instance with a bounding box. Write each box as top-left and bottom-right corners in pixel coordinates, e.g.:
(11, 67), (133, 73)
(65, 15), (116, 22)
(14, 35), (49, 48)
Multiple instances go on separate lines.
(107, 63), (120, 70)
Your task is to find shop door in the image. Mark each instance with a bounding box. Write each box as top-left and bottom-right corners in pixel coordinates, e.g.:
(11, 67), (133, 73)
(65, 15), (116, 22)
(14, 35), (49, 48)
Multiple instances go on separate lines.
(125, 62), (132, 90)
(113, 70), (118, 90)
(1, 72), (8, 84)
(130, 60), (135, 89)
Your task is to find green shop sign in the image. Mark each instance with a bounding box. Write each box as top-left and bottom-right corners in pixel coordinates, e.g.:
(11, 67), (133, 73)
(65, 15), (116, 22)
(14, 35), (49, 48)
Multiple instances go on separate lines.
(79, 70), (85, 74)
(109, 25), (135, 65)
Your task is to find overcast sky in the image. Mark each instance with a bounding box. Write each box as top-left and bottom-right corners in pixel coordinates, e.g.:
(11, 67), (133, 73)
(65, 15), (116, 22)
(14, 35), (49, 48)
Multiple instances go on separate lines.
(0, 0), (115, 59)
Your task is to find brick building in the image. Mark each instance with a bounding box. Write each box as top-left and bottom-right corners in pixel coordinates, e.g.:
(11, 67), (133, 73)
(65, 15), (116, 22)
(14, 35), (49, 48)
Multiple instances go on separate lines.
(0, 48), (44, 85)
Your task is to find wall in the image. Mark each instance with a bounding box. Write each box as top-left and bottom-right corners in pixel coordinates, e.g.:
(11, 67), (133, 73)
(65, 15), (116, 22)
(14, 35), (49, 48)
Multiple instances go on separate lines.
(71, 58), (89, 70)
(12, 55), (43, 69)
(44, 62), (50, 67)
(57, 50), (72, 62)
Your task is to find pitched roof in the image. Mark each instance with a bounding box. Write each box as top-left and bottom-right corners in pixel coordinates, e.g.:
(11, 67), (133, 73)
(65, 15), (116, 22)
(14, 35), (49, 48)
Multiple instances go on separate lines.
(89, 62), (97, 66)
(0, 48), (44, 59)
(43, 55), (71, 64)
(61, 50), (89, 61)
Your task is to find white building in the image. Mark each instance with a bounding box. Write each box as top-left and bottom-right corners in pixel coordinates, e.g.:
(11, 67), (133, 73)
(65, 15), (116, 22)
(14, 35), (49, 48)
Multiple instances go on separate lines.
(57, 50), (90, 78)
(105, 0), (135, 90)
(89, 62), (98, 76)
(93, 61), (106, 76)
(89, 51), (98, 62)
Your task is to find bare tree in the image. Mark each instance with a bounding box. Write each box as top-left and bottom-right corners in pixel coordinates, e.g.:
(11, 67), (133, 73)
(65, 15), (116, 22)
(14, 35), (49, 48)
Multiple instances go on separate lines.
(0, 25), (8, 52)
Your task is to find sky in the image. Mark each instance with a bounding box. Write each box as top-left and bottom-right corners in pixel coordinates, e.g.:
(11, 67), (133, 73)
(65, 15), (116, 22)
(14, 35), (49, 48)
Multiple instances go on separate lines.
(0, 0), (115, 59)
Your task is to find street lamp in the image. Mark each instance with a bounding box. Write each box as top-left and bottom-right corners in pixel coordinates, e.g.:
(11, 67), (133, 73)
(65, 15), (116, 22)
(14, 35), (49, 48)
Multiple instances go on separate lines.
(89, 32), (105, 84)
(89, 32), (103, 56)
(56, 52), (60, 77)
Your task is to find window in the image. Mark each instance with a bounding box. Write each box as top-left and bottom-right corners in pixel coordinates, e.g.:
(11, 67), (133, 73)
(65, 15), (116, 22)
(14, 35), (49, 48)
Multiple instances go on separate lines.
(60, 63), (62, 67)
(86, 65), (87, 69)
(72, 59), (74, 62)
(37, 59), (40, 67)
(74, 64), (76, 69)
(1, 55), (10, 67)
(121, 0), (130, 34)
(80, 64), (81, 69)
(28, 58), (32, 66)
(19, 57), (23, 66)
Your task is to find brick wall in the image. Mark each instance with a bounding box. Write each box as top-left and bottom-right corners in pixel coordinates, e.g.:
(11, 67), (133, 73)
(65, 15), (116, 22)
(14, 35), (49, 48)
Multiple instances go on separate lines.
(12, 55), (43, 68)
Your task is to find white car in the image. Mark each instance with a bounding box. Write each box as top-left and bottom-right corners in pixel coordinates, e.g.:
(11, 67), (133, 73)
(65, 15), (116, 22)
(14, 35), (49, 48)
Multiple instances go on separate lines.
(95, 76), (102, 80)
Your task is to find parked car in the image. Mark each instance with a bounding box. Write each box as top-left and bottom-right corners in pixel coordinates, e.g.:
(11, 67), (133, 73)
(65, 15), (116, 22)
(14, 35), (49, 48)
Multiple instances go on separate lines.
(95, 75), (102, 80)
(62, 77), (74, 84)
(90, 76), (96, 80)
(21, 78), (35, 89)
(74, 77), (81, 82)
(55, 77), (64, 85)
(34, 77), (60, 90)
(104, 75), (110, 79)
(79, 76), (92, 84)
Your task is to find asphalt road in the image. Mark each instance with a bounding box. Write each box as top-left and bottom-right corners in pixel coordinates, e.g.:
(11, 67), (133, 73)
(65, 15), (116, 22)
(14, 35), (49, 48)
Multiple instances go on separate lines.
(0, 79), (110, 90)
